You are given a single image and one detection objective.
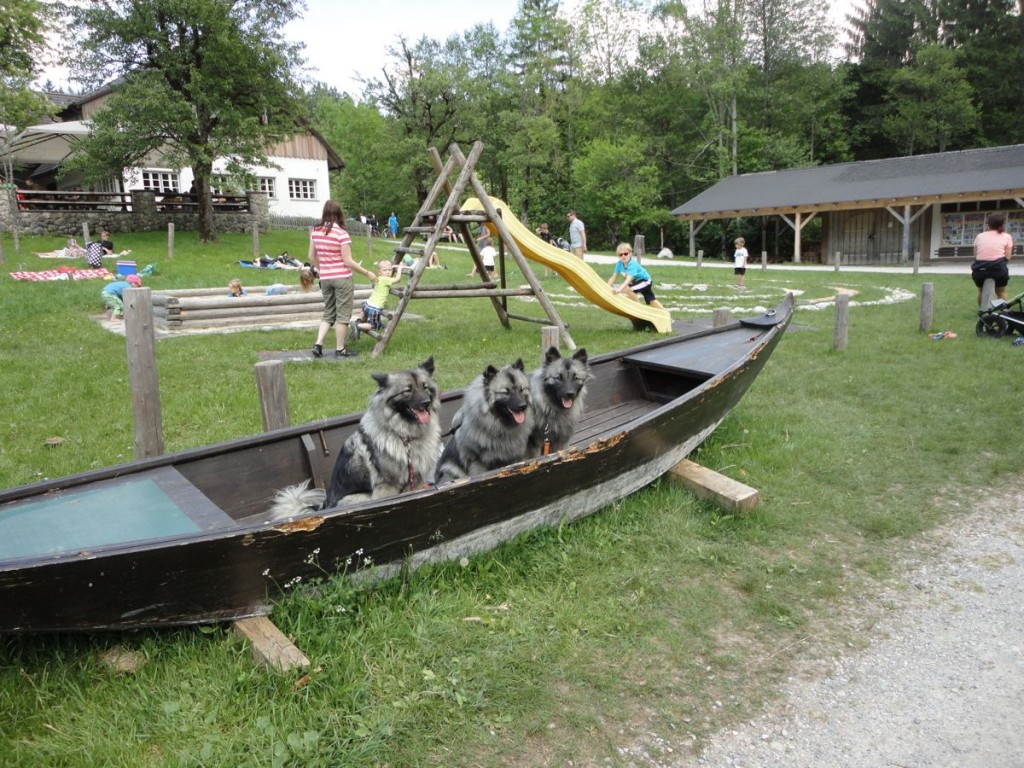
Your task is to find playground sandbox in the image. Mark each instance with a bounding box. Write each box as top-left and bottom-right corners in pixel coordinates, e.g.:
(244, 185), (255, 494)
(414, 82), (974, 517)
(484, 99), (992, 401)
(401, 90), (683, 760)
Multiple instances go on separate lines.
(151, 286), (371, 333)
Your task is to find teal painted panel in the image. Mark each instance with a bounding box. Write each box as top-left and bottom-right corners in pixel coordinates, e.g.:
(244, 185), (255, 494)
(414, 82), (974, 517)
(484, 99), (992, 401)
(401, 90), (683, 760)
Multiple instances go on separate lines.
(0, 478), (200, 560)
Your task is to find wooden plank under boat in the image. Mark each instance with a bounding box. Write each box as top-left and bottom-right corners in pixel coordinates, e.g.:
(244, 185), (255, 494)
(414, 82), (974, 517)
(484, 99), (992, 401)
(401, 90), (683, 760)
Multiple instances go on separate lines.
(0, 295), (794, 633)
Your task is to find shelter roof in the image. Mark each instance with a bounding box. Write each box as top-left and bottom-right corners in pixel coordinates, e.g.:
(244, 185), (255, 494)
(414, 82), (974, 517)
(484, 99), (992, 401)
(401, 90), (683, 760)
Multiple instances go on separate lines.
(671, 145), (1024, 221)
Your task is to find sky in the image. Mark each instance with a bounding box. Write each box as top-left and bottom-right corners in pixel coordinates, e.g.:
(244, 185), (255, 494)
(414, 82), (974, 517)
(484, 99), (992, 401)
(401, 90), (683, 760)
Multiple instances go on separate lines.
(287, 0), (856, 97)
(286, 0), (523, 96)
(40, 0), (855, 96)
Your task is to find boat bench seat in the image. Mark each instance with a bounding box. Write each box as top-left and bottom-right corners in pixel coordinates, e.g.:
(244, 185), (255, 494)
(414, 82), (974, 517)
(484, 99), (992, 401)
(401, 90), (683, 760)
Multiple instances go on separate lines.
(620, 326), (761, 379)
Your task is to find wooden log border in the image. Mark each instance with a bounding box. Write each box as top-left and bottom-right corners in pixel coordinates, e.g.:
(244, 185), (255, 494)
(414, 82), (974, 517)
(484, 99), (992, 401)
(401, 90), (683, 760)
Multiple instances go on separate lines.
(150, 286), (371, 332)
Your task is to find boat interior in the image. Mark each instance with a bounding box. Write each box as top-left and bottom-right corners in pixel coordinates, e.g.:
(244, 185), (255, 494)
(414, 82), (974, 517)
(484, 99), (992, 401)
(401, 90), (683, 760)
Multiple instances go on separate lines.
(0, 323), (769, 562)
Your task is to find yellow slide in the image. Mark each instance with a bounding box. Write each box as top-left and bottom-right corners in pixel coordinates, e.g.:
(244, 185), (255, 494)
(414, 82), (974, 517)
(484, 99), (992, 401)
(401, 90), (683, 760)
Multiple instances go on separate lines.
(464, 197), (673, 334)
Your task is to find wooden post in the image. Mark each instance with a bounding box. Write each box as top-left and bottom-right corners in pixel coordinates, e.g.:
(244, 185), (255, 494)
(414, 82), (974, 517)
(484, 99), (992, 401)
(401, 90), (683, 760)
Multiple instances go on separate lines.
(912, 250), (921, 276)
(632, 233), (645, 260)
(255, 361), (290, 431)
(541, 325), (559, 357)
(980, 278), (996, 309)
(697, 249), (704, 270)
(834, 250), (841, 272)
(251, 221), (260, 261)
(82, 222), (91, 244)
(834, 293), (850, 351)
(761, 250), (767, 270)
(919, 282), (934, 332)
(167, 222), (175, 260)
(239, 360), (309, 672)
(123, 287), (164, 458)
(713, 307), (731, 327)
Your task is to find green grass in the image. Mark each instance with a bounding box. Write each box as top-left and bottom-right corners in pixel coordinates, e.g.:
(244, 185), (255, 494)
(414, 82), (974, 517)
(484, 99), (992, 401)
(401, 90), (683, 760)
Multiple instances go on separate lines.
(0, 229), (1018, 766)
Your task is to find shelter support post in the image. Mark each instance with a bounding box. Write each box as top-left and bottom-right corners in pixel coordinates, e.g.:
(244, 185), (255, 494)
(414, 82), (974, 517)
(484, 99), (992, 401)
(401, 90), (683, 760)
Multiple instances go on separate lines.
(885, 204), (927, 264)
(688, 219), (707, 259)
(779, 212), (817, 263)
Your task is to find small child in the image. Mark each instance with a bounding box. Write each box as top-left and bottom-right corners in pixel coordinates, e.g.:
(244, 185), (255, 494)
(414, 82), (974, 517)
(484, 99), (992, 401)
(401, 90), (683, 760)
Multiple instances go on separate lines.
(352, 260), (402, 339)
(299, 265), (316, 292)
(99, 229), (115, 255)
(102, 274), (142, 321)
(64, 238), (85, 259)
(228, 278), (246, 297)
(733, 237), (748, 290)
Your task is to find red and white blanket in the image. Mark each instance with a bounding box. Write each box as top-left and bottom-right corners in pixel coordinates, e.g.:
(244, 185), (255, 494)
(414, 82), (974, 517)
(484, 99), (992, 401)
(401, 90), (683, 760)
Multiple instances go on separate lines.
(9, 267), (113, 281)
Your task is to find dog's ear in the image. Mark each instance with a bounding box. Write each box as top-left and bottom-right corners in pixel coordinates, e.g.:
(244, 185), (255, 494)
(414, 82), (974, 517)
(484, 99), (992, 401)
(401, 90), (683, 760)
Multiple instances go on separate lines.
(372, 372), (389, 389)
(419, 356), (435, 377)
(482, 365), (499, 383)
(572, 348), (588, 365)
(544, 346), (561, 364)
(512, 358), (525, 372)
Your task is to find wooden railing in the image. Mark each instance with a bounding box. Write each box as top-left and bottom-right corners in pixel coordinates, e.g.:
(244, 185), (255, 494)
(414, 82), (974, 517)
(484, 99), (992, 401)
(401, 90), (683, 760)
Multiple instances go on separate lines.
(14, 189), (251, 214)
(17, 190), (133, 211)
(155, 194), (249, 212)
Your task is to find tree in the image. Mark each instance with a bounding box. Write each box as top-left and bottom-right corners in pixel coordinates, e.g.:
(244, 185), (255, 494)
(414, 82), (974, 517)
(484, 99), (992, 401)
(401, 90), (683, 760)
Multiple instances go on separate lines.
(310, 87), (407, 224)
(0, 0), (48, 75)
(573, 136), (662, 246)
(935, 0), (1024, 144)
(63, 0), (307, 241)
(881, 44), (978, 154)
(363, 35), (473, 205)
(0, 0), (53, 258)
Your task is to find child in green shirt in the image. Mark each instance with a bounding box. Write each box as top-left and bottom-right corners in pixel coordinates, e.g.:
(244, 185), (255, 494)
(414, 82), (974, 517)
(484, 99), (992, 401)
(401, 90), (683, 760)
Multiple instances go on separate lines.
(352, 260), (402, 339)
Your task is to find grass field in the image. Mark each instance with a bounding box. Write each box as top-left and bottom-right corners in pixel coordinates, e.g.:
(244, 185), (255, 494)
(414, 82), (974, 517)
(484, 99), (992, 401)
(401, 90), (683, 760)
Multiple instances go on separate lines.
(0, 228), (1018, 766)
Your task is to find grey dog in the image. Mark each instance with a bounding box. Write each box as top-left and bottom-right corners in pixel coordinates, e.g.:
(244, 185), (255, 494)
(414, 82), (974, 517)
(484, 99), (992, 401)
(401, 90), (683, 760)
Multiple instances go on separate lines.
(270, 357), (441, 518)
(526, 347), (589, 457)
(434, 358), (532, 485)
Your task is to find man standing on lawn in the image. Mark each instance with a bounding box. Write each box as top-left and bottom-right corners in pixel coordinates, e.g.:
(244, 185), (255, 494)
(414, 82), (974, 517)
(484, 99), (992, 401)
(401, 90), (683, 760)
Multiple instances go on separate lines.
(567, 210), (586, 259)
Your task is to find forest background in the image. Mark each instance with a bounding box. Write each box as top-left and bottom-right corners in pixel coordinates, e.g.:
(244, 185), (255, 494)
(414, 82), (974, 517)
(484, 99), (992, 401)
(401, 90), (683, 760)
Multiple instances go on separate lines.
(5, 0), (1024, 255)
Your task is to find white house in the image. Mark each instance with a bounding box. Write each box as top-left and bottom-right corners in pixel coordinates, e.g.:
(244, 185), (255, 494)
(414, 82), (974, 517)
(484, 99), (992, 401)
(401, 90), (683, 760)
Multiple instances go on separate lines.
(4, 83), (343, 221)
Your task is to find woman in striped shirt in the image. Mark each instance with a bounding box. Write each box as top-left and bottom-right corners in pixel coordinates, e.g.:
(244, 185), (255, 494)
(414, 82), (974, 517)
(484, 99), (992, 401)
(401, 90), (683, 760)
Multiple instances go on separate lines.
(308, 200), (377, 358)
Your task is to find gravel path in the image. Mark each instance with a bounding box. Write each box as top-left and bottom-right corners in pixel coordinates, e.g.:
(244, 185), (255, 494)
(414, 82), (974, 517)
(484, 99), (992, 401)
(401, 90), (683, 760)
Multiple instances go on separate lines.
(676, 489), (1024, 768)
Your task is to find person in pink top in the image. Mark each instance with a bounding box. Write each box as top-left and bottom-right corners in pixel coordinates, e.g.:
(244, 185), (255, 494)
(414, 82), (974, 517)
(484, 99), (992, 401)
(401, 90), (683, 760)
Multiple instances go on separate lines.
(971, 212), (1014, 305)
(308, 200), (377, 358)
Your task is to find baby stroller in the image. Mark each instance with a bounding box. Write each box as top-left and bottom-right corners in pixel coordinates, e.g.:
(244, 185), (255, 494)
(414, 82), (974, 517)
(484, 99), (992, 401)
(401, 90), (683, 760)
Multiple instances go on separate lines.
(976, 290), (1024, 337)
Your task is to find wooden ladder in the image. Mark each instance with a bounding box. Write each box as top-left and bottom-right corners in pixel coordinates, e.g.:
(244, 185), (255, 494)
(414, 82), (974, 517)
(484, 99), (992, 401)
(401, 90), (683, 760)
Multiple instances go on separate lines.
(370, 141), (574, 357)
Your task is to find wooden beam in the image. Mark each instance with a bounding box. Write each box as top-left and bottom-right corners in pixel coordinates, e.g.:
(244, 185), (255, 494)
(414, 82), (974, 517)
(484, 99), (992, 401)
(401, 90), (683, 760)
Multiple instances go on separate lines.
(233, 616), (310, 672)
(668, 460), (759, 512)
(672, 189), (1024, 222)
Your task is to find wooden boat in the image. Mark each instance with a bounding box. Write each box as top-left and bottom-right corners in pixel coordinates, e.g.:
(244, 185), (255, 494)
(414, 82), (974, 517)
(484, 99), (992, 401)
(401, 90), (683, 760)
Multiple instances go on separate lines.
(0, 295), (793, 633)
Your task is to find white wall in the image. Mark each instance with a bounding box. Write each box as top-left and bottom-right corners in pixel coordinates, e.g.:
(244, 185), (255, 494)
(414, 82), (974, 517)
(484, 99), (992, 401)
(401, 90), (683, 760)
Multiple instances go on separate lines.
(175, 156), (330, 220)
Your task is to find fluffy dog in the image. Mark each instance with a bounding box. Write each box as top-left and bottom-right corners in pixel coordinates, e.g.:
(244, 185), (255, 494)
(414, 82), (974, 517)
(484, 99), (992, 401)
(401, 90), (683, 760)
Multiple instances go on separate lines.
(434, 359), (532, 484)
(526, 347), (589, 456)
(270, 357), (441, 518)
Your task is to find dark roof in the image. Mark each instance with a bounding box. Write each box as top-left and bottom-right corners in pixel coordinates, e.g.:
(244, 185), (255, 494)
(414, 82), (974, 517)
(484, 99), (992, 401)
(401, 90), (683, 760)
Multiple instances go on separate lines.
(671, 145), (1024, 221)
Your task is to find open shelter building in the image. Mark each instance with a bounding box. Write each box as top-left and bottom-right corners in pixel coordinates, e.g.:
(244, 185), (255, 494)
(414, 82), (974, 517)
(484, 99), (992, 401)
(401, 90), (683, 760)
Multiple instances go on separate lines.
(671, 144), (1024, 266)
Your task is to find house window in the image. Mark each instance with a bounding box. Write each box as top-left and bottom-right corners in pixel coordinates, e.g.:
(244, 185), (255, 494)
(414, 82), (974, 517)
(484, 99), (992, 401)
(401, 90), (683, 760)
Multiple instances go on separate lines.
(141, 171), (179, 193)
(258, 177), (276, 199)
(288, 178), (316, 200)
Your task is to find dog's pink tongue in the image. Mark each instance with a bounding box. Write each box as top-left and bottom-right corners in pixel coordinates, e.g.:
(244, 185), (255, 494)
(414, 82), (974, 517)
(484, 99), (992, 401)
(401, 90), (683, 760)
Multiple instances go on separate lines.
(414, 409), (430, 425)
(513, 410), (526, 425)
(561, 397), (574, 409)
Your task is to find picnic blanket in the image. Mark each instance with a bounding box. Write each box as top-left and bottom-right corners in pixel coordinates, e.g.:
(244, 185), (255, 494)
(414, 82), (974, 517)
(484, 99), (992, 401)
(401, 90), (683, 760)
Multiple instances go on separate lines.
(10, 267), (113, 281)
